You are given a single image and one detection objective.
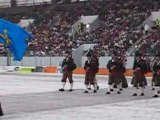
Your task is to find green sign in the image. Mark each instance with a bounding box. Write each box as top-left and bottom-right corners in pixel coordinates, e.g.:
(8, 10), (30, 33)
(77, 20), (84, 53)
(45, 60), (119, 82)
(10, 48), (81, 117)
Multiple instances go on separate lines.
(155, 18), (160, 27)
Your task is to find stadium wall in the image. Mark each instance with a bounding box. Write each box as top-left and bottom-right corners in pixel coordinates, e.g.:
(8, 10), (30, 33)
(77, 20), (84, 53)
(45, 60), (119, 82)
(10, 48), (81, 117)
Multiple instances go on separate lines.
(0, 56), (134, 68)
(0, 56), (153, 77)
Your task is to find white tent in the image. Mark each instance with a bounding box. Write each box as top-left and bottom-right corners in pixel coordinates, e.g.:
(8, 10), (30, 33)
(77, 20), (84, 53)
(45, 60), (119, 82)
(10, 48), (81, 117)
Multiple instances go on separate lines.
(18, 19), (34, 28)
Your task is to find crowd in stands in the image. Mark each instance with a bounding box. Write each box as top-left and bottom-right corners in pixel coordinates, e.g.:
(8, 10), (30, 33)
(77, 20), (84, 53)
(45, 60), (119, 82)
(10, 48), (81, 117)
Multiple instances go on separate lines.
(75, 0), (160, 56)
(0, 0), (160, 56)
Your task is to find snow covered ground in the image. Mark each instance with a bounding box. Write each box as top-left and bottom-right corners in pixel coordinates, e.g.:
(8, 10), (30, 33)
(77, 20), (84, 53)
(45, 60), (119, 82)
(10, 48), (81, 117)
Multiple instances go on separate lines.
(2, 98), (160, 120)
(0, 73), (160, 120)
(0, 73), (108, 95)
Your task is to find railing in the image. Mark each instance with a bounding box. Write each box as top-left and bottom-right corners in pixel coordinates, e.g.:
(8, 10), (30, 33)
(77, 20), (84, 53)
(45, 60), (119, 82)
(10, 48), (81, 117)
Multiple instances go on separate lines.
(0, 0), (52, 8)
(17, 0), (51, 6)
(0, 0), (11, 8)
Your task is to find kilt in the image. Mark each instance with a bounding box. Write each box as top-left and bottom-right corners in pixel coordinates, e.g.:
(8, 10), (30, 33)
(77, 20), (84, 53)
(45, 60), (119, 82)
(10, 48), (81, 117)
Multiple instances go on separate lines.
(85, 71), (96, 85)
(121, 74), (128, 88)
(61, 71), (73, 83)
(155, 74), (160, 86)
(108, 72), (121, 85)
(132, 70), (147, 87)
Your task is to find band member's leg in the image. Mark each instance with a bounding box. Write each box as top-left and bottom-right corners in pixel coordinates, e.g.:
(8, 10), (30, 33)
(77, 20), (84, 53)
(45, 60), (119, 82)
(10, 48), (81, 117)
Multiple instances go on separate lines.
(114, 73), (122, 94)
(90, 73), (97, 93)
(153, 87), (159, 97)
(121, 74), (128, 88)
(131, 75), (135, 85)
(152, 74), (156, 90)
(84, 72), (90, 93)
(106, 73), (114, 94)
(140, 87), (145, 96)
(114, 76), (122, 94)
(88, 82), (91, 90)
(94, 77), (99, 90)
(134, 73), (145, 96)
(133, 70), (145, 96)
(132, 73), (140, 96)
(152, 82), (155, 90)
(139, 74), (146, 96)
(68, 71), (73, 91)
(59, 71), (68, 91)
(153, 76), (160, 97)
(158, 87), (160, 93)
(116, 83), (121, 94)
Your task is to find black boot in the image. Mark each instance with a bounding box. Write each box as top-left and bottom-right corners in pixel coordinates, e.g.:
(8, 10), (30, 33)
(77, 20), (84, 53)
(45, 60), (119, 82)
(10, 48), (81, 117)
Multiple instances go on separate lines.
(152, 88), (155, 90)
(119, 88), (123, 91)
(59, 88), (64, 91)
(110, 89), (114, 91)
(106, 91), (111, 94)
(132, 93), (137, 96)
(93, 90), (97, 93)
(88, 87), (91, 90)
(113, 84), (117, 88)
(68, 89), (73, 92)
(153, 94), (159, 98)
(97, 86), (99, 90)
(84, 90), (88, 93)
(140, 93), (144, 96)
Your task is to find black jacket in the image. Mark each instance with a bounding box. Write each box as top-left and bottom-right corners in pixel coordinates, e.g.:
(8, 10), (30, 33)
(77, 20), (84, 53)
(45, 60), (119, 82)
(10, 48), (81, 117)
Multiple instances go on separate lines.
(62, 57), (76, 71)
(107, 60), (119, 72)
(84, 57), (99, 73)
(133, 59), (147, 72)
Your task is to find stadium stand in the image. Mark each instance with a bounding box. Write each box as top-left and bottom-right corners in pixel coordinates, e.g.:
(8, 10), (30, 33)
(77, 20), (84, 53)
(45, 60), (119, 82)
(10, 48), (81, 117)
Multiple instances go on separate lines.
(0, 0), (160, 56)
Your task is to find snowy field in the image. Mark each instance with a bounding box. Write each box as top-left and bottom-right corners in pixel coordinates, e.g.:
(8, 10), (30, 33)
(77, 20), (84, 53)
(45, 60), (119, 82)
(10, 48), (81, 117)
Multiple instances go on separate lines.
(0, 73), (160, 120)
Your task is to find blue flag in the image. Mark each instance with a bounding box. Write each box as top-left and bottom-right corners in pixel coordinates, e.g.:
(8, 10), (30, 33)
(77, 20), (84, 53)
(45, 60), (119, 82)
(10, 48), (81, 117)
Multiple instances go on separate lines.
(0, 18), (32, 61)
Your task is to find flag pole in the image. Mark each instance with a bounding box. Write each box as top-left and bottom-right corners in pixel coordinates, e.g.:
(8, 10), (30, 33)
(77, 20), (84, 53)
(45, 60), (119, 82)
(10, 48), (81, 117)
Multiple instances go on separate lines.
(0, 102), (3, 116)
(7, 48), (11, 66)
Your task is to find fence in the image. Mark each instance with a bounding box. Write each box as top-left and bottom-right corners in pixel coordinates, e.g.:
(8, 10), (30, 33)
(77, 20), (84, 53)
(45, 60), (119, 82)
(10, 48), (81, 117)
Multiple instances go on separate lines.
(0, 56), (135, 68)
(0, 0), (52, 8)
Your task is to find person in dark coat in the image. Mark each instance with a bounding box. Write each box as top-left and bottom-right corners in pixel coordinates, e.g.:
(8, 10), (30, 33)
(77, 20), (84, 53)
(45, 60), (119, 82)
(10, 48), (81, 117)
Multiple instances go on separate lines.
(151, 56), (159, 90)
(106, 56), (123, 94)
(88, 52), (100, 90)
(84, 52), (99, 93)
(117, 56), (128, 89)
(93, 54), (100, 90)
(152, 55), (160, 97)
(59, 51), (76, 91)
(132, 56), (148, 96)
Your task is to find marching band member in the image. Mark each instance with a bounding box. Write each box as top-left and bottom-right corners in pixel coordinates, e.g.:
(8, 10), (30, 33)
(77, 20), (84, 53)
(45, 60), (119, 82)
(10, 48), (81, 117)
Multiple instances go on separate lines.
(152, 55), (160, 97)
(59, 51), (76, 92)
(84, 52), (99, 93)
(132, 56), (148, 96)
(106, 56), (123, 94)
